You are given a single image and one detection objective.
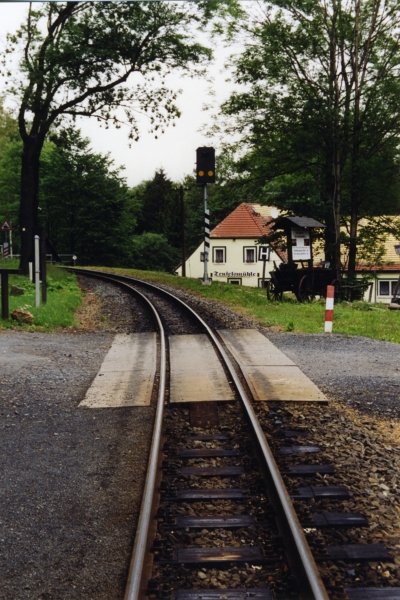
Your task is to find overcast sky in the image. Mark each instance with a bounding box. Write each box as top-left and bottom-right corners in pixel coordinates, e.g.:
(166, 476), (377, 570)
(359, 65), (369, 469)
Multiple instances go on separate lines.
(0, 2), (241, 188)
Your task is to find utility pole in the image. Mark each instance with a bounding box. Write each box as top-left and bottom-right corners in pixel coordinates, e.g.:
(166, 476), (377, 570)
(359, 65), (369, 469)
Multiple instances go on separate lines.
(196, 147), (215, 286)
(203, 184), (210, 284)
(181, 186), (186, 277)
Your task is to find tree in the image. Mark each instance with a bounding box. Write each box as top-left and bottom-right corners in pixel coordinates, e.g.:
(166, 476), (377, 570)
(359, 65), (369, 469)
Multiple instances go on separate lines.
(0, 99), (21, 247)
(2, 1), (219, 272)
(40, 129), (132, 266)
(130, 232), (180, 272)
(217, 0), (400, 277)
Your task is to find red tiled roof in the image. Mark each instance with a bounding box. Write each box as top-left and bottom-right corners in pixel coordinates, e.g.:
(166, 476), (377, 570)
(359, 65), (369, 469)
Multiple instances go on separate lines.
(210, 203), (272, 238)
(210, 203), (287, 263)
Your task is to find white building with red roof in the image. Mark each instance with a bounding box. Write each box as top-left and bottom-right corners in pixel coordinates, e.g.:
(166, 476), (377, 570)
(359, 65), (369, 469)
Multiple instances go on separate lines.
(175, 203), (286, 286)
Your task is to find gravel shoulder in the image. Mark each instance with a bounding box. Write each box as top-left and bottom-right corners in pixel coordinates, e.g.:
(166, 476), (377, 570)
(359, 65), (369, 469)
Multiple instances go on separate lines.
(1, 279), (157, 600)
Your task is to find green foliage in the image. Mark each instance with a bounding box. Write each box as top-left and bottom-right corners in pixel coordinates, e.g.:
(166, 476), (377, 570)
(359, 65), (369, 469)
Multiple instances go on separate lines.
(2, 1), (238, 270)
(39, 129), (131, 266)
(5, 2), (214, 142)
(130, 233), (180, 272)
(214, 1), (400, 271)
(0, 271), (82, 331)
(134, 170), (182, 247)
(285, 320), (295, 332)
(0, 99), (21, 248)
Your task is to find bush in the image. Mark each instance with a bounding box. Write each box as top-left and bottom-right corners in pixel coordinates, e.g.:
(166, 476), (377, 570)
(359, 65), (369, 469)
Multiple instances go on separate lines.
(129, 233), (180, 273)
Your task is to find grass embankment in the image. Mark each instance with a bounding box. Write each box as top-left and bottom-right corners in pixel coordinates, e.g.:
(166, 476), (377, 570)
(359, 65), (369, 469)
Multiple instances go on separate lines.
(0, 261), (81, 331)
(84, 266), (400, 344)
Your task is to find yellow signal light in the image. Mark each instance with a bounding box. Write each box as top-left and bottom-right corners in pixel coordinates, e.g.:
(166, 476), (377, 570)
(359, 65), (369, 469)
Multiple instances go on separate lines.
(198, 170), (205, 176)
(208, 170), (214, 177)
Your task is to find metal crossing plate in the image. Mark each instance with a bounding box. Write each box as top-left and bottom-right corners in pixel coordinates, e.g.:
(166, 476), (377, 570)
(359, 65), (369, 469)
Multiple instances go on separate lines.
(175, 546), (266, 564)
(80, 333), (156, 408)
(173, 589), (274, 600)
(305, 513), (367, 528)
(171, 515), (255, 529)
(176, 466), (244, 477)
(166, 489), (251, 501)
(346, 589), (400, 599)
(292, 486), (350, 500)
(218, 329), (327, 402)
(283, 465), (335, 476)
(169, 335), (235, 403)
(175, 448), (243, 458)
(325, 544), (392, 562)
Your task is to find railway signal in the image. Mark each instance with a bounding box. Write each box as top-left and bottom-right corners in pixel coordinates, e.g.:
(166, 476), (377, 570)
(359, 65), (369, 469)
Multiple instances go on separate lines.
(196, 147), (215, 184)
(196, 147), (215, 285)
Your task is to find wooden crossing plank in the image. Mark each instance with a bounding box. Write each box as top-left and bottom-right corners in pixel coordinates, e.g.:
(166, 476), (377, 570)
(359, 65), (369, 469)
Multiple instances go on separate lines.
(169, 335), (234, 403)
(219, 329), (328, 402)
(80, 332), (156, 408)
(219, 328), (295, 366)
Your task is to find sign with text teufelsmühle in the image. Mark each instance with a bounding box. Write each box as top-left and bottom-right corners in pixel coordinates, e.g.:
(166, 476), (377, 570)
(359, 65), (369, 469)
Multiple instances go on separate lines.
(291, 228), (311, 260)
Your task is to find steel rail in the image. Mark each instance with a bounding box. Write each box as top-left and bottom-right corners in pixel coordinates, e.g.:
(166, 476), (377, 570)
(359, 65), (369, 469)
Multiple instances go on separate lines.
(70, 268), (329, 600)
(93, 278), (167, 600)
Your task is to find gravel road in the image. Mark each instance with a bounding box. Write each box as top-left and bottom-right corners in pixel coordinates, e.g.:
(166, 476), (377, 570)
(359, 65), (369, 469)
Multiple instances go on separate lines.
(266, 332), (400, 419)
(1, 280), (157, 600)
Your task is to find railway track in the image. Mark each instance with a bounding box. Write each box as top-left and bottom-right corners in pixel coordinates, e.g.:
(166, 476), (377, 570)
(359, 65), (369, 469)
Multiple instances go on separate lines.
(72, 269), (400, 600)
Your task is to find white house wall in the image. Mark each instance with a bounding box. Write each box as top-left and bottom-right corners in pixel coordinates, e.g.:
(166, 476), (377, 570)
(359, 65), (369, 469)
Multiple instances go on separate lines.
(176, 238), (283, 287)
(360, 273), (400, 304)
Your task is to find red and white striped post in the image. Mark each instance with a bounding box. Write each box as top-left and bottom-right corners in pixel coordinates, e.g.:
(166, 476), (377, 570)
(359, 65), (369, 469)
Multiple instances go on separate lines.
(325, 285), (335, 333)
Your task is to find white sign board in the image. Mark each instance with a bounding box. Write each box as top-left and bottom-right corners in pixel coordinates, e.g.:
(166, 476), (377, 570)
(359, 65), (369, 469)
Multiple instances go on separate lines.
(291, 228), (311, 260)
(258, 246), (270, 261)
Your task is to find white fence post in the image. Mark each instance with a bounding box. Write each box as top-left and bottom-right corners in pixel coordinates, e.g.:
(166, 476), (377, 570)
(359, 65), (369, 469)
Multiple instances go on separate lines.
(35, 235), (40, 308)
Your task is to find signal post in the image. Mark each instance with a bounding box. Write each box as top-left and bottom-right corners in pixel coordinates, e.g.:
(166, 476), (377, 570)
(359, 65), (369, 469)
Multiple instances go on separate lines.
(196, 147), (215, 285)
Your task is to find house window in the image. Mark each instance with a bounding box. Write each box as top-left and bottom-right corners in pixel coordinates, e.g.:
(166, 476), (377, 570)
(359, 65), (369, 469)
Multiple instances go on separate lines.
(244, 247), (257, 263)
(379, 281), (390, 296)
(228, 278), (242, 285)
(258, 278), (269, 288)
(379, 280), (400, 296)
(212, 247), (226, 263)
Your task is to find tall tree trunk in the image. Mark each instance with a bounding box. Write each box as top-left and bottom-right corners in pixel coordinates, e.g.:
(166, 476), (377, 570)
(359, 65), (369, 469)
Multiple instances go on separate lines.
(19, 137), (44, 274)
(348, 156), (359, 276)
(323, 155), (336, 266)
(348, 0), (361, 277)
(333, 148), (342, 281)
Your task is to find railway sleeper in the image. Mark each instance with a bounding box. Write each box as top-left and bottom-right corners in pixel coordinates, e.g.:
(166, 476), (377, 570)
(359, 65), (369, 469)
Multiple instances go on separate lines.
(153, 545), (281, 566)
(171, 589), (275, 600)
(291, 486), (350, 500)
(345, 589), (400, 599)
(160, 512), (367, 530)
